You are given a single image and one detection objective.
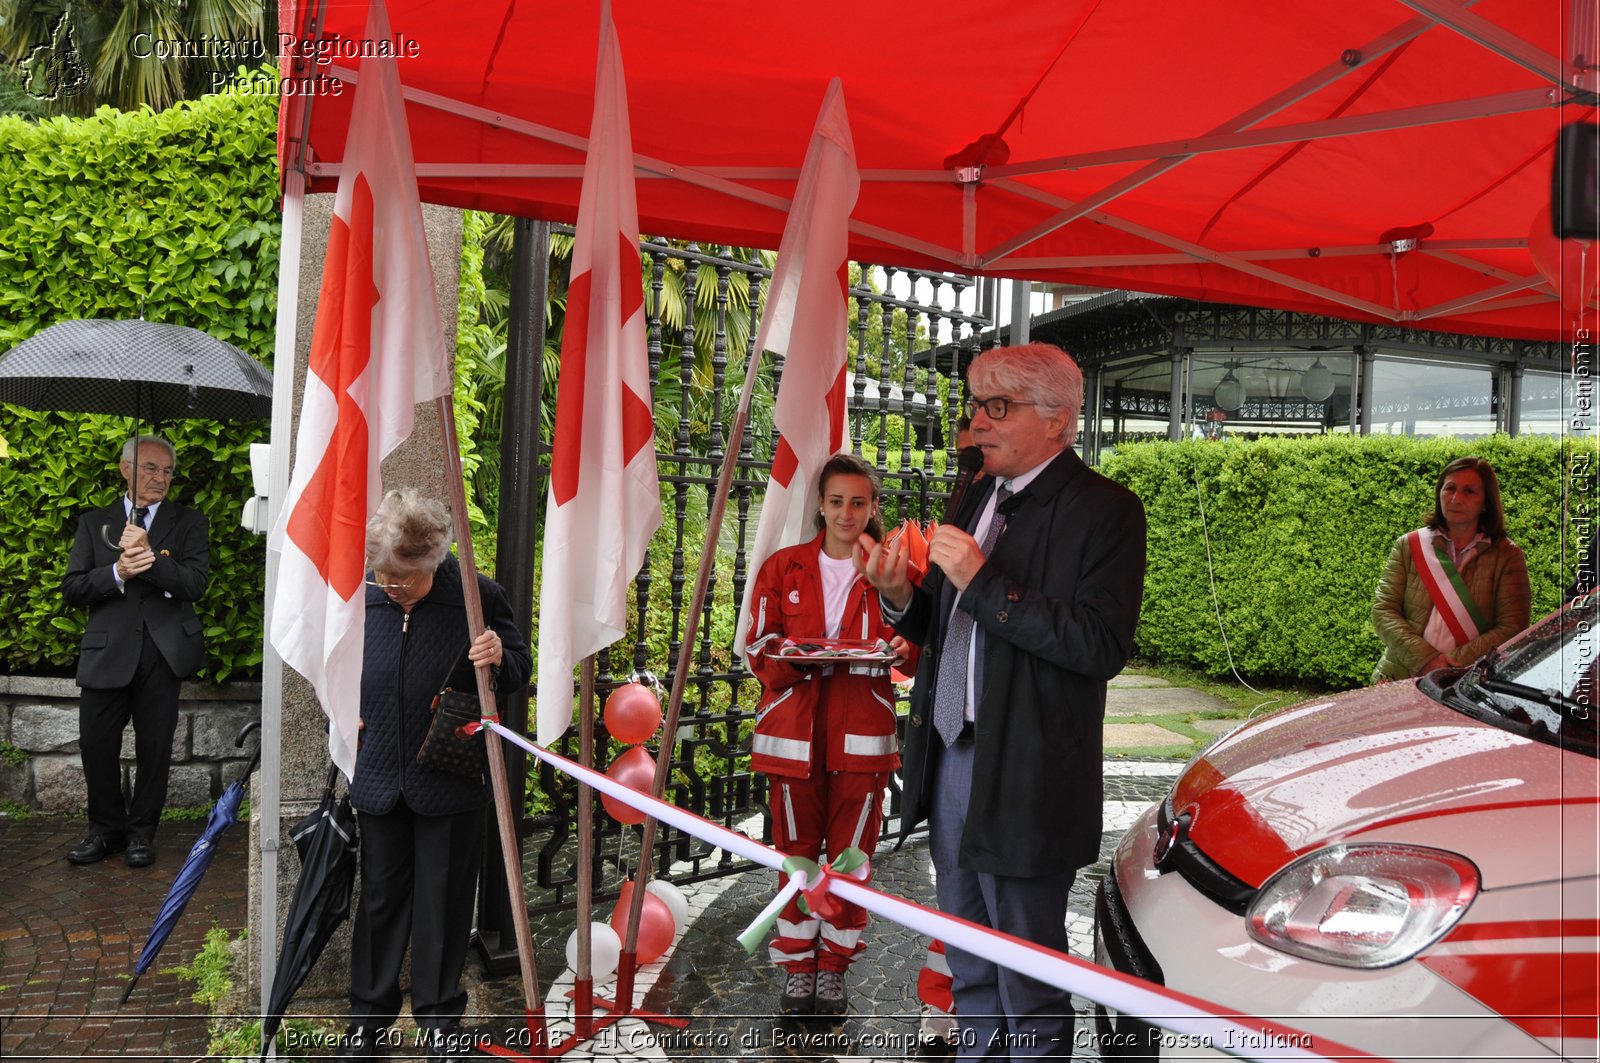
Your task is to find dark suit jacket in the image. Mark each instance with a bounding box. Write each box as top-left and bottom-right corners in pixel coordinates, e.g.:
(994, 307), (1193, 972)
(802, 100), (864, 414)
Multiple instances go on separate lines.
(62, 500), (210, 688)
(896, 448), (1146, 877)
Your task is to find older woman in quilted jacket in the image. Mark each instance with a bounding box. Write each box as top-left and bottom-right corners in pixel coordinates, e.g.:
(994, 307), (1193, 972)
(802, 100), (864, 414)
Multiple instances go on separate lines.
(335, 489), (531, 1062)
(1372, 457), (1531, 682)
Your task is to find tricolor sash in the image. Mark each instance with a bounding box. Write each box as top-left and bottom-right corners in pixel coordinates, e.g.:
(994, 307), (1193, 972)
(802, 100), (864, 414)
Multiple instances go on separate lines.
(1408, 528), (1488, 651)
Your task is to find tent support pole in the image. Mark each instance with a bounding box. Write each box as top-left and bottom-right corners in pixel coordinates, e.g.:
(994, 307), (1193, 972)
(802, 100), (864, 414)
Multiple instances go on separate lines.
(474, 218), (549, 975)
(258, 166), (306, 1051)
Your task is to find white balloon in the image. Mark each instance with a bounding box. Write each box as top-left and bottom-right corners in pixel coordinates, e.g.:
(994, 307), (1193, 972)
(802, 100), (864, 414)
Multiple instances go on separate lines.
(645, 879), (689, 935)
(564, 922), (622, 981)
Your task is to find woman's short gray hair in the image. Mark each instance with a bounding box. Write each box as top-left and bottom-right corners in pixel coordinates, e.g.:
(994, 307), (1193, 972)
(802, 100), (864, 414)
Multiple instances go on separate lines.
(366, 488), (453, 574)
(969, 343), (1083, 446)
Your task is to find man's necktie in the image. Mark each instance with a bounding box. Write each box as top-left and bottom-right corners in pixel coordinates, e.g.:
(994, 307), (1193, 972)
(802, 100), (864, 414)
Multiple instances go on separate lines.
(133, 506), (149, 529)
(932, 482), (1012, 747)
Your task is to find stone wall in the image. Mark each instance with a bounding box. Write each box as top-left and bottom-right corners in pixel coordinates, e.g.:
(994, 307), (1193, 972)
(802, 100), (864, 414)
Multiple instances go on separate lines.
(0, 675), (261, 815)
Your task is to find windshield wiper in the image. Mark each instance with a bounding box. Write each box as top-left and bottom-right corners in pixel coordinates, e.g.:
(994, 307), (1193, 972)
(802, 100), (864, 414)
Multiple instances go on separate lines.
(1476, 675), (1590, 718)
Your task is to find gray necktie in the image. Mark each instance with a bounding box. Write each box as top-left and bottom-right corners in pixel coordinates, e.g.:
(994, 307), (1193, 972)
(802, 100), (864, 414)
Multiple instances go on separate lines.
(932, 482), (1011, 747)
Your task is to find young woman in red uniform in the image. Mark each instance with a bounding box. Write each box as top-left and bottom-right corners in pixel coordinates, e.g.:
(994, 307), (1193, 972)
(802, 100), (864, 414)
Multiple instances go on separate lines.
(744, 453), (911, 1017)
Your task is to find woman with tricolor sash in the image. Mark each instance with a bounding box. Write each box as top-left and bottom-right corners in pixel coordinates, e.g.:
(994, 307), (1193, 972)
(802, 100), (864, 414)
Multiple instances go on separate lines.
(1372, 457), (1532, 682)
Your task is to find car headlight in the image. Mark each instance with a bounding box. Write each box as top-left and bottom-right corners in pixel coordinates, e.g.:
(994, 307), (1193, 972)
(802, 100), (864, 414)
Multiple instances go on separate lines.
(1245, 844), (1478, 968)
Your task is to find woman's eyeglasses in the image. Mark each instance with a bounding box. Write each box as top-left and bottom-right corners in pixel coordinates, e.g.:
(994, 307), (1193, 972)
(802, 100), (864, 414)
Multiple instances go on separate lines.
(366, 574), (420, 592)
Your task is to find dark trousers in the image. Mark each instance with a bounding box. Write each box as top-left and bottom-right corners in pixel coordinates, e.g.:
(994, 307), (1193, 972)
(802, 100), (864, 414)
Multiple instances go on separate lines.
(77, 633), (180, 841)
(349, 799), (484, 1030)
(931, 739), (1077, 1059)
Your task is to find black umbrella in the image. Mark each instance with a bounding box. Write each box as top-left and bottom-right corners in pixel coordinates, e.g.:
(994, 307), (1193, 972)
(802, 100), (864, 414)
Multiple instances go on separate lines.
(120, 722), (261, 1004)
(0, 318), (271, 421)
(259, 764), (358, 1057)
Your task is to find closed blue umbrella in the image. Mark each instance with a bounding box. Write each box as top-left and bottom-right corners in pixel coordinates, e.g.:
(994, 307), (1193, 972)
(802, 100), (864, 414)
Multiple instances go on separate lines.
(120, 722), (259, 1005)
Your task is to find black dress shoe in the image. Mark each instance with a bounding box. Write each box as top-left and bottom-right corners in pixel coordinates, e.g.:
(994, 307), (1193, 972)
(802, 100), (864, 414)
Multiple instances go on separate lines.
(66, 834), (125, 865)
(124, 838), (156, 867)
(426, 1025), (478, 1063)
(334, 1025), (388, 1059)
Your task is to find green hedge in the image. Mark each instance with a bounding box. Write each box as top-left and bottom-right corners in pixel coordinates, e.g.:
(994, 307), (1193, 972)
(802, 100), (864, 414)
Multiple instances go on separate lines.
(1099, 434), (1590, 689)
(0, 90), (280, 681)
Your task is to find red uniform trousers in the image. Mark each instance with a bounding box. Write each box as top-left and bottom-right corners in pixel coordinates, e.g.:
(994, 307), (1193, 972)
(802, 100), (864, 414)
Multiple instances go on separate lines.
(767, 766), (885, 972)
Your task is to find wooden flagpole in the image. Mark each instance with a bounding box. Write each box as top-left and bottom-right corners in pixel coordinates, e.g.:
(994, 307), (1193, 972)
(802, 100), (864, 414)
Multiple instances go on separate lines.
(572, 657), (597, 1038)
(612, 331), (766, 1005)
(435, 396), (547, 1057)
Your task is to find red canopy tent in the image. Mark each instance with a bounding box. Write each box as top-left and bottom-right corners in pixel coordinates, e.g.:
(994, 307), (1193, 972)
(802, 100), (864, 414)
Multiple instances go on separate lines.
(261, 0), (1598, 1039)
(278, 0), (1596, 341)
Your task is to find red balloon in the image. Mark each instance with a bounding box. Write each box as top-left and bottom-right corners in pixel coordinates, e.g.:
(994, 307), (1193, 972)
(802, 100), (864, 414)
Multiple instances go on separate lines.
(609, 882), (676, 964)
(604, 683), (663, 745)
(1529, 206), (1599, 316)
(600, 746), (656, 825)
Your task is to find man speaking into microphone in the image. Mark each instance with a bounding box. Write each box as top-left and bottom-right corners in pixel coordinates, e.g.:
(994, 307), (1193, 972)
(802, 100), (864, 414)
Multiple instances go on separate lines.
(858, 344), (1146, 1058)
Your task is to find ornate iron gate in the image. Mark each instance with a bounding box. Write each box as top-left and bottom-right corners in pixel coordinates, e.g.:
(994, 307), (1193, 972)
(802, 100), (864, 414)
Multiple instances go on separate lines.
(520, 237), (990, 913)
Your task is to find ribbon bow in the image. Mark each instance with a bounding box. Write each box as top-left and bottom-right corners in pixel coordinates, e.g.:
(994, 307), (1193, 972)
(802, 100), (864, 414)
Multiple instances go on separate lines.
(736, 848), (871, 955)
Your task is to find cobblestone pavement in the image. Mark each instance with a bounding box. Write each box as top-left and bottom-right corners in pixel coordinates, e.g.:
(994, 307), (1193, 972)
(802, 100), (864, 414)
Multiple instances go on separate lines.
(472, 763), (1181, 1062)
(0, 817), (249, 1062)
(0, 763), (1180, 1062)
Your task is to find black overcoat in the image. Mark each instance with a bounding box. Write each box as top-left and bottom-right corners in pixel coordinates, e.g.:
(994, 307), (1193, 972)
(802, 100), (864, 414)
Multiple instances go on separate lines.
(896, 448), (1146, 877)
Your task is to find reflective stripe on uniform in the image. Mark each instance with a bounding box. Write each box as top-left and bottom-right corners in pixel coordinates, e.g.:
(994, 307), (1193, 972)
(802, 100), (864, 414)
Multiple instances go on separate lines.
(848, 791), (875, 850)
(819, 922), (865, 954)
(755, 732), (811, 765)
(781, 780), (799, 839)
(755, 685), (795, 725)
(843, 732), (896, 758)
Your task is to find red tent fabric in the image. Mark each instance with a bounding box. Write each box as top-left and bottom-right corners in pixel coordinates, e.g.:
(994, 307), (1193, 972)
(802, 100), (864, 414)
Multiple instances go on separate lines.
(279, 0), (1598, 341)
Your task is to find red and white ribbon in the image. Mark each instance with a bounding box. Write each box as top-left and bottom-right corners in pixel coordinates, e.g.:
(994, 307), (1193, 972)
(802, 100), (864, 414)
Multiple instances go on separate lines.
(488, 722), (1384, 1062)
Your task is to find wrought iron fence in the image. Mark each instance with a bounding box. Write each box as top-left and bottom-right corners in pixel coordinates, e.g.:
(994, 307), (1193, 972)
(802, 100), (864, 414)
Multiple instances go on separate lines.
(522, 238), (990, 913)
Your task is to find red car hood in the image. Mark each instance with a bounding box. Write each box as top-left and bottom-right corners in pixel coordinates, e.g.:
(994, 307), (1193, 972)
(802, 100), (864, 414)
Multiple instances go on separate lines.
(1171, 682), (1600, 888)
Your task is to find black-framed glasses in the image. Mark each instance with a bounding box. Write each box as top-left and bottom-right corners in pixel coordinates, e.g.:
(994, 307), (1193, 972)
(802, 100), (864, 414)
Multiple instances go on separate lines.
(964, 395), (1038, 421)
(132, 461), (175, 478)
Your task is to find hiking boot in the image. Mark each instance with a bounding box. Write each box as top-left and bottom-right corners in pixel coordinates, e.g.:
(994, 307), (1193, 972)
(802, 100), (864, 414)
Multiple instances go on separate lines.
(920, 1004), (959, 1050)
(814, 969), (848, 1017)
(779, 968), (816, 1014)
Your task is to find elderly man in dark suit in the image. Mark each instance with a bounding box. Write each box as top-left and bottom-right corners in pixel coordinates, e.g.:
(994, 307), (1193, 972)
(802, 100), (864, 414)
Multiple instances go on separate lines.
(61, 435), (209, 867)
(859, 344), (1146, 1058)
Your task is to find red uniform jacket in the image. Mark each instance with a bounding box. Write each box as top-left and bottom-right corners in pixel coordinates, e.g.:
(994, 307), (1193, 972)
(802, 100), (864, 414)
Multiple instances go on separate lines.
(745, 534), (914, 778)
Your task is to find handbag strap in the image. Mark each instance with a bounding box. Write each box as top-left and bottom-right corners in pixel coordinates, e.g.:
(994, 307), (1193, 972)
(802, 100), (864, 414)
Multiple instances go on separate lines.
(438, 637), (499, 695)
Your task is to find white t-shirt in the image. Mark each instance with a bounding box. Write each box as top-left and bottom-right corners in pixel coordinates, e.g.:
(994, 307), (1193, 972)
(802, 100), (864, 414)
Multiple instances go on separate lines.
(818, 549), (859, 639)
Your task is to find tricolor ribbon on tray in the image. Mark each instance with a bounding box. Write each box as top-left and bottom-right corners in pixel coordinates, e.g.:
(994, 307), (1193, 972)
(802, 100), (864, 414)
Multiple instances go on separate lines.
(735, 848), (870, 955)
(486, 721), (1384, 1062)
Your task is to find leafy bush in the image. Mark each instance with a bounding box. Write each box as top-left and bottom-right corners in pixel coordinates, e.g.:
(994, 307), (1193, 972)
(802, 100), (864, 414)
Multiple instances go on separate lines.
(0, 89), (280, 681)
(1100, 434), (1588, 688)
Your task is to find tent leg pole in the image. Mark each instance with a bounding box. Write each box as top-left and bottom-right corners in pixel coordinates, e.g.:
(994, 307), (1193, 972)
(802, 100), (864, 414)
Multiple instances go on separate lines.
(258, 165), (307, 1056)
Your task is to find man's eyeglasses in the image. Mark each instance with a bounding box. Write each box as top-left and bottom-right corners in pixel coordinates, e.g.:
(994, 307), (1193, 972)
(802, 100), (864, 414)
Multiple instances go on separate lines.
(964, 396), (1038, 421)
(131, 462), (176, 478)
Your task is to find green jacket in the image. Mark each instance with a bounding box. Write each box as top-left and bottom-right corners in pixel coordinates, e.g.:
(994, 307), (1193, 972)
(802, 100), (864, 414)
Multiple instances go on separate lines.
(1371, 531), (1531, 682)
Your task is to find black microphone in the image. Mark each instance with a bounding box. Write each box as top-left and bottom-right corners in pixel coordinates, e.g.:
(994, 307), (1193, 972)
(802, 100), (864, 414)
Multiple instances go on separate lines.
(945, 445), (985, 524)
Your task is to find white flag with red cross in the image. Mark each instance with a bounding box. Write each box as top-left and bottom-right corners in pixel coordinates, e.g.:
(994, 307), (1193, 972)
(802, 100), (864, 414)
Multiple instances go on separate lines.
(268, 0), (451, 780)
(734, 79), (861, 661)
(535, 7), (660, 745)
